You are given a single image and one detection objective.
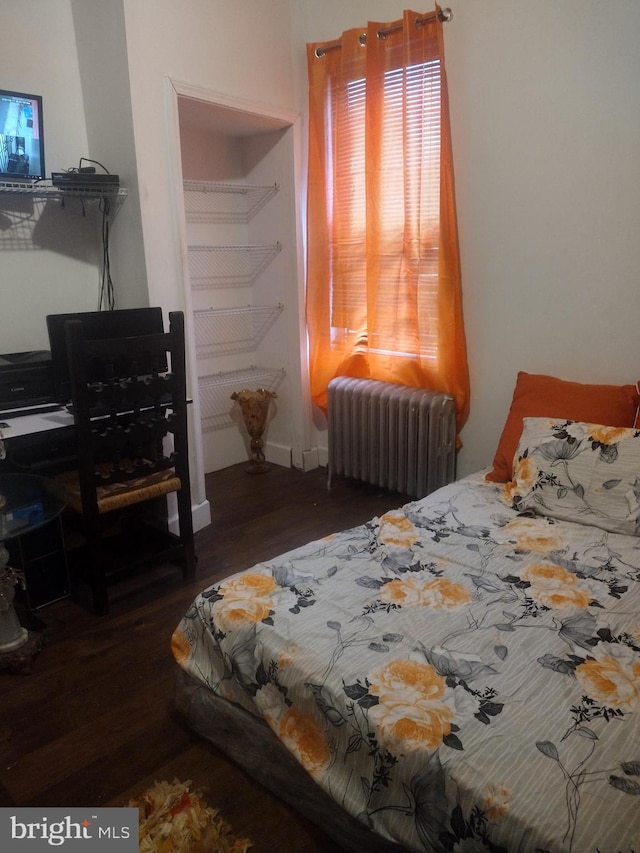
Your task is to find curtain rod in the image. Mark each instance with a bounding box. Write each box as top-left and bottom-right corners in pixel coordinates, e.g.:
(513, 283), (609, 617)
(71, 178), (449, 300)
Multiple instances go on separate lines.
(314, 8), (453, 59)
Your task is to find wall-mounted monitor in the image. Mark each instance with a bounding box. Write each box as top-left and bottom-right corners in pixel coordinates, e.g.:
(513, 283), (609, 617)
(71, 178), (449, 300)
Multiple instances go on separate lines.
(0, 89), (45, 182)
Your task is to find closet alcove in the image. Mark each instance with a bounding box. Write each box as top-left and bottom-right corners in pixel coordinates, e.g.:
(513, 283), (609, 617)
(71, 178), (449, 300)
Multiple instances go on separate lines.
(177, 96), (300, 474)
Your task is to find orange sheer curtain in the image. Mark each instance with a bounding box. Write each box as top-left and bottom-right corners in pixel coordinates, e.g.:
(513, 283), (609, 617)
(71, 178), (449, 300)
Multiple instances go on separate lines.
(306, 8), (470, 437)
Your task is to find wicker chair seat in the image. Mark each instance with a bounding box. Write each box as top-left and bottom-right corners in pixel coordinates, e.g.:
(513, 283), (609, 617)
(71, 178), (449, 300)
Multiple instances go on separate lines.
(57, 465), (181, 515)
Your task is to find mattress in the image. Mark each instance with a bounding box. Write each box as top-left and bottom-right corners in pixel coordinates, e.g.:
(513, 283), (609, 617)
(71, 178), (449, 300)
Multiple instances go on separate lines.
(173, 472), (640, 852)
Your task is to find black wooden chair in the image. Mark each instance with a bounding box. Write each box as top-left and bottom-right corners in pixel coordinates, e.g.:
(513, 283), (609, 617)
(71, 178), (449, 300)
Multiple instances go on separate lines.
(56, 310), (196, 614)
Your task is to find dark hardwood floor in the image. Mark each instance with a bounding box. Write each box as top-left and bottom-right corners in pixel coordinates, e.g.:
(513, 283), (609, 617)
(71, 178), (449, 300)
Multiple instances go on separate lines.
(0, 462), (409, 852)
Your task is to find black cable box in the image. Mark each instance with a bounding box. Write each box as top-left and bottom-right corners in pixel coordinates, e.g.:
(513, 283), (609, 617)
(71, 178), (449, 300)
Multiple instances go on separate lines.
(51, 172), (120, 189)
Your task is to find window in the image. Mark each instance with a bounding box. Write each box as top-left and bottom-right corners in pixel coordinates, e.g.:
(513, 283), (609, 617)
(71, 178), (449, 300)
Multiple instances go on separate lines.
(329, 60), (442, 360)
(306, 10), (469, 431)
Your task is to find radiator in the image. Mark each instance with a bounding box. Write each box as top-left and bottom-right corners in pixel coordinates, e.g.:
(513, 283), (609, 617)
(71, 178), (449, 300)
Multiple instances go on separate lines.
(327, 376), (456, 498)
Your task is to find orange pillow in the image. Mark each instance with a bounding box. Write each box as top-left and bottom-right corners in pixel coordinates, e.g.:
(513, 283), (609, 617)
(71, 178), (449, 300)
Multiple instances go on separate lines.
(486, 372), (640, 483)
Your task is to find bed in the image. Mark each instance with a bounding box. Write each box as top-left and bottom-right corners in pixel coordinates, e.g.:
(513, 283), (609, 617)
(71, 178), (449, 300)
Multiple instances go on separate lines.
(173, 375), (640, 853)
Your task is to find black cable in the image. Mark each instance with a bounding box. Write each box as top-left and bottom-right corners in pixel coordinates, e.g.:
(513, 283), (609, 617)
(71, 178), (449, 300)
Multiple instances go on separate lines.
(79, 157), (111, 174)
(98, 196), (114, 310)
(58, 156), (115, 308)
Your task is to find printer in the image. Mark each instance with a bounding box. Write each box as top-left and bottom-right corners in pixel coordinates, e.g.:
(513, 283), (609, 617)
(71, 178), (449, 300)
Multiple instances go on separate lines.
(0, 350), (55, 414)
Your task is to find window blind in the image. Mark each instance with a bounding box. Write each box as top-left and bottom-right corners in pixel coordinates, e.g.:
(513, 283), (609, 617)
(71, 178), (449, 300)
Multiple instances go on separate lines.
(329, 58), (442, 360)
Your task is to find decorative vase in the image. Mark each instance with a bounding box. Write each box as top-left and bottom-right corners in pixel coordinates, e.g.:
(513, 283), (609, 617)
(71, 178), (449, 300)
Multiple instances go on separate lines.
(0, 553), (28, 652)
(231, 388), (277, 474)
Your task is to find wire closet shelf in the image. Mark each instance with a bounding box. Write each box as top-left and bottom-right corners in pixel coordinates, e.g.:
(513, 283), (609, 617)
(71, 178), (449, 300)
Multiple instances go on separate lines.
(183, 180), (279, 224)
(193, 304), (284, 358)
(187, 243), (282, 290)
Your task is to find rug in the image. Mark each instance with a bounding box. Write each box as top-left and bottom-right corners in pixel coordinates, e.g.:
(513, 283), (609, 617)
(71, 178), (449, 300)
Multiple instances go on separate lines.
(128, 778), (252, 853)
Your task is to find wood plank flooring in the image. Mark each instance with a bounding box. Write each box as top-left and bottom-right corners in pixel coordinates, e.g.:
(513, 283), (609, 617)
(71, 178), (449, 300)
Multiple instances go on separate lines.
(0, 462), (409, 852)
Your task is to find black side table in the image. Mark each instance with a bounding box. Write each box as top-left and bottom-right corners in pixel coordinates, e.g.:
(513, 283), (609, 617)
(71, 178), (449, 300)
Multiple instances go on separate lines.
(0, 474), (67, 673)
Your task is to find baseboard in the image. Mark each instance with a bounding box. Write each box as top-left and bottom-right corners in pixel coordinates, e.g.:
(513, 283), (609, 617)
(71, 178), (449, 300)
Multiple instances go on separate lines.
(227, 441), (323, 474)
(302, 447), (320, 471)
(265, 441), (293, 469)
(191, 498), (212, 532)
(168, 497), (211, 534)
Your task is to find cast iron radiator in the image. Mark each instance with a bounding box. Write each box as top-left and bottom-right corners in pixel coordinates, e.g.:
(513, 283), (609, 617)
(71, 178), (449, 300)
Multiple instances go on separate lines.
(327, 376), (456, 499)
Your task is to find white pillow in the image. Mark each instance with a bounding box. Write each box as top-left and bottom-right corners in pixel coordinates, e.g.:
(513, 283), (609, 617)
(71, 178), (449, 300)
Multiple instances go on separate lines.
(502, 417), (640, 535)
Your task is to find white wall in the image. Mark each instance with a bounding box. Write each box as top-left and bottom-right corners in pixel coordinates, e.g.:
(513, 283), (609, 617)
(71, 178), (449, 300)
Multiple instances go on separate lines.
(0, 0), (96, 352)
(446, 0), (640, 476)
(69, 0), (149, 310)
(292, 0), (640, 478)
(121, 0), (298, 314)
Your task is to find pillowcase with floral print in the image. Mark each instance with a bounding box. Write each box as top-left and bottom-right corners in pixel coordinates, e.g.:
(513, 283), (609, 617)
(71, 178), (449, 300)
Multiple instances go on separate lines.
(502, 417), (640, 535)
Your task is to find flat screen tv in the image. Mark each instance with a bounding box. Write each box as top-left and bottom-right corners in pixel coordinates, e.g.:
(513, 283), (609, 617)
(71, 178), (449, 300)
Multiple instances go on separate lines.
(0, 89), (45, 182)
(46, 307), (166, 404)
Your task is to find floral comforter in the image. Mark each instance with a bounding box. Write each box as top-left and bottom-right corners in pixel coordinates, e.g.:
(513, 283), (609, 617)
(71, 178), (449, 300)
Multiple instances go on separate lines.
(172, 473), (640, 853)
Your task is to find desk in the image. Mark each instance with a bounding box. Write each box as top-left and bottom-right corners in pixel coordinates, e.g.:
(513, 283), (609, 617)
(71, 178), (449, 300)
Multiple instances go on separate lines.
(0, 407), (76, 474)
(0, 473), (67, 672)
(0, 406), (74, 438)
